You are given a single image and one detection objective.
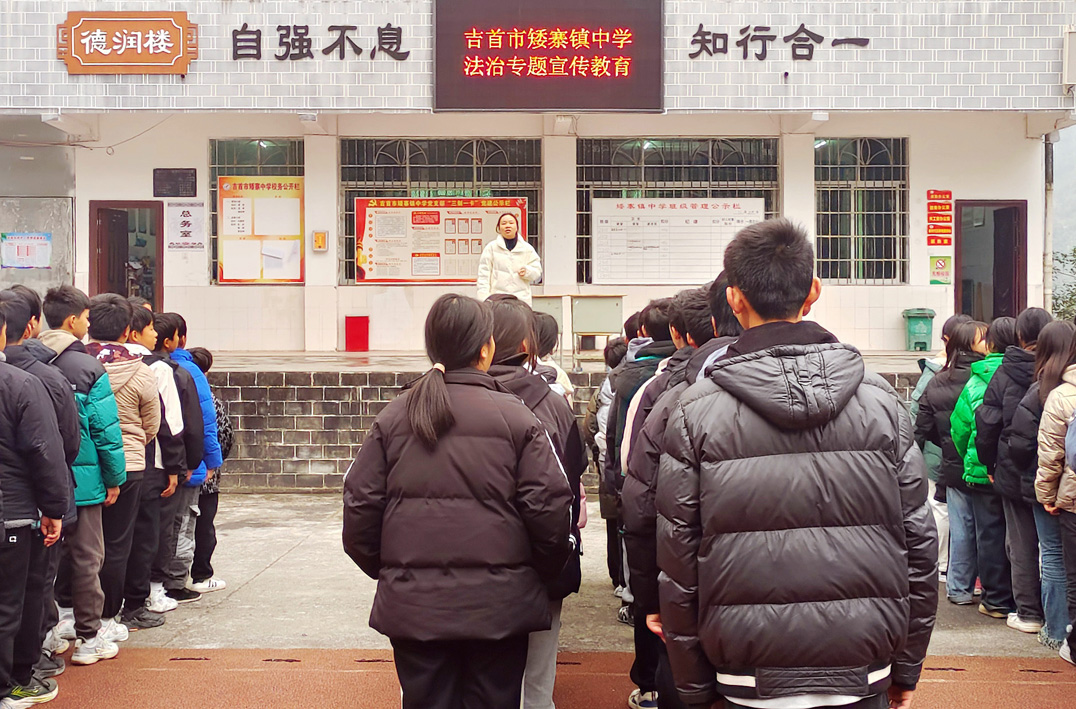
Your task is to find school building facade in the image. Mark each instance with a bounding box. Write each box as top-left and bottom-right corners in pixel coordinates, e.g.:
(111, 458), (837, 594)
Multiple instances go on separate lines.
(2, 0), (1075, 358)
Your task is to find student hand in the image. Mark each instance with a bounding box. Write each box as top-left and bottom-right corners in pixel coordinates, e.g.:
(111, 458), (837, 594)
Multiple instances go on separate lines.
(645, 613), (664, 642)
(207, 468), (217, 482)
(40, 517), (62, 547)
(887, 687), (914, 709)
(517, 267), (527, 279)
(104, 487), (120, 507)
(1045, 503), (1060, 516)
(162, 475), (178, 498)
(184, 470), (193, 484)
(988, 475), (994, 484)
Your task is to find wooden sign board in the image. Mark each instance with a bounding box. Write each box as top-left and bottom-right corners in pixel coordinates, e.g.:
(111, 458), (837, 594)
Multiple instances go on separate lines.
(153, 168), (197, 198)
(57, 12), (198, 75)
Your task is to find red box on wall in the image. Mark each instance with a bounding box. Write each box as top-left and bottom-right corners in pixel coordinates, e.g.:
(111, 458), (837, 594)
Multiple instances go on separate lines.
(345, 316), (370, 352)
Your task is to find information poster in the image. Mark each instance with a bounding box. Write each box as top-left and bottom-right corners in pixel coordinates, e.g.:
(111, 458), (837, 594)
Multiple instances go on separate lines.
(217, 177), (304, 283)
(592, 199), (765, 285)
(930, 256), (952, 285)
(166, 201), (206, 250)
(355, 197), (527, 282)
(0, 232), (52, 269)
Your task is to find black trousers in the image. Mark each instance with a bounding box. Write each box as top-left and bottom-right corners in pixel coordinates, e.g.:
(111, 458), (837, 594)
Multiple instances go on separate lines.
(124, 472), (167, 612)
(190, 491), (219, 583)
(391, 635), (528, 709)
(1059, 510), (1076, 648)
(655, 640), (687, 709)
(39, 539), (62, 639)
(0, 528), (47, 694)
(100, 477), (143, 619)
(631, 606), (662, 694)
(725, 694), (888, 709)
(969, 490), (1015, 613)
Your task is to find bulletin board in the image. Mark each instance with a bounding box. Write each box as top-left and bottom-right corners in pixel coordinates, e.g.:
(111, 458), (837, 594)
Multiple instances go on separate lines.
(217, 177), (304, 284)
(591, 198), (765, 285)
(354, 197), (527, 282)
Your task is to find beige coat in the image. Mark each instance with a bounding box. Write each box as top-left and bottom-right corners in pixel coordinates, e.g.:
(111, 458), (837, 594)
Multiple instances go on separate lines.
(1036, 365), (1076, 512)
(87, 343), (161, 474)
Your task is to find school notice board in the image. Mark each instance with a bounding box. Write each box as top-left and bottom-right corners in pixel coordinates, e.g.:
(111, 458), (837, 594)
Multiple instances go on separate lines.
(355, 197), (527, 282)
(217, 177), (304, 284)
(591, 198), (765, 285)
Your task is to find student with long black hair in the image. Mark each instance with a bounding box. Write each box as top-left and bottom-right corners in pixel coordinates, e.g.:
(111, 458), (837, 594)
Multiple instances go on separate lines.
(342, 294), (573, 708)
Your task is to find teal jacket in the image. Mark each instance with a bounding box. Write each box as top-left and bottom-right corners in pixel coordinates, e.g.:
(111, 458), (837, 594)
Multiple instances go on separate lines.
(39, 330), (127, 505)
(951, 352), (1004, 488)
(910, 357), (943, 482)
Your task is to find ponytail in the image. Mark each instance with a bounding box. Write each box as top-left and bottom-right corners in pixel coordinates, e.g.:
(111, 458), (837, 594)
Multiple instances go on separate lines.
(407, 365), (454, 449)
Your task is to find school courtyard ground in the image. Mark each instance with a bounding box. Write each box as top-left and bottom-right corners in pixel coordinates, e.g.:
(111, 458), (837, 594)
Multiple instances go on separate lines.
(44, 494), (1076, 709)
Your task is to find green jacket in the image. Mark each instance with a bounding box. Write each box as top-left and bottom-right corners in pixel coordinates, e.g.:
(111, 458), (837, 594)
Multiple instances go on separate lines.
(951, 352), (1004, 487)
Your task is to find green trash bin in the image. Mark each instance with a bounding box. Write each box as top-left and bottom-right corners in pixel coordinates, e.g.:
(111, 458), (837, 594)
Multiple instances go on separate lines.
(902, 308), (936, 352)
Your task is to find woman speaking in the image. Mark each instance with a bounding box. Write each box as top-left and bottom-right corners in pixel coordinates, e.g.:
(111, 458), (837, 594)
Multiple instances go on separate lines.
(476, 213), (542, 305)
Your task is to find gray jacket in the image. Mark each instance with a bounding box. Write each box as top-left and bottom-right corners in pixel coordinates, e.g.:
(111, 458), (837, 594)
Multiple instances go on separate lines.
(656, 339), (938, 706)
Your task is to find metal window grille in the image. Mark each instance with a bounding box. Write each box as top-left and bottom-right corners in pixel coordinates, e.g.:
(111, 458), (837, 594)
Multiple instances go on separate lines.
(575, 138), (781, 284)
(814, 138), (909, 284)
(208, 139), (305, 282)
(339, 139), (543, 285)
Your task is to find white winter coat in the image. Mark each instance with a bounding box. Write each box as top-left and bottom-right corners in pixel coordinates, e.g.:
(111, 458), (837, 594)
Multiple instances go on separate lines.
(476, 237), (542, 305)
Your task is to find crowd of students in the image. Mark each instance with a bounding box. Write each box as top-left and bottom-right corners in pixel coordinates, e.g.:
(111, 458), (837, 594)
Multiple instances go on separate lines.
(0, 285), (232, 708)
(912, 308), (1076, 657)
(343, 219), (942, 709)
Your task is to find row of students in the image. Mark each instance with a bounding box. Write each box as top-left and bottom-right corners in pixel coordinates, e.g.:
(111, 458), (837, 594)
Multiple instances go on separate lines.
(0, 285), (229, 708)
(344, 219), (939, 709)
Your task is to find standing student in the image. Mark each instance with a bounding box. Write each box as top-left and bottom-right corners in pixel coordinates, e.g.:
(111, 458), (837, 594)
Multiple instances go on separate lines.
(658, 219), (937, 709)
(532, 312), (575, 406)
(41, 286), (126, 666)
(1007, 320), (1075, 650)
(476, 213), (542, 305)
(0, 306), (69, 707)
(343, 294), (572, 709)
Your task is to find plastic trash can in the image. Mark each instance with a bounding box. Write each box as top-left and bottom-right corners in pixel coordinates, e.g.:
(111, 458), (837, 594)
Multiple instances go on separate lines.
(902, 308), (936, 352)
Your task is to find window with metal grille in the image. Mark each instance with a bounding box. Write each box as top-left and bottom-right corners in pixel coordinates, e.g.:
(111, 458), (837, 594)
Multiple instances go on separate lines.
(208, 139), (305, 282)
(339, 139), (543, 285)
(575, 138), (781, 284)
(815, 138), (908, 283)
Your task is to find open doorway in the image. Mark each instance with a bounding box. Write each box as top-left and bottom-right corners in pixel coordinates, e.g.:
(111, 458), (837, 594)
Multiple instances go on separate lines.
(89, 201), (164, 310)
(955, 200), (1027, 321)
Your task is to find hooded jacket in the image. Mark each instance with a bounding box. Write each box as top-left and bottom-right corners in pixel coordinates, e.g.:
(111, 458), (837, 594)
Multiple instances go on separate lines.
(974, 347), (1037, 502)
(342, 368), (573, 641)
(909, 358), (943, 483)
(475, 236), (542, 305)
(128, 345), (186, 477)
(171, 348), (222, 486)
(1036, 365), (1076, 513)
(657, 322), (937, 706)
(38, 329), (126, 506)
(914, 351), (983, 494)
(156, 355), (205, 475)
(1008, 383), (1046, 506)
(0, 355), (70, 527)
(4, 342), (81, 468)
(490, 356), (588, 599)
(85, 342), (161, 478)
(951, 352), (1004, 488)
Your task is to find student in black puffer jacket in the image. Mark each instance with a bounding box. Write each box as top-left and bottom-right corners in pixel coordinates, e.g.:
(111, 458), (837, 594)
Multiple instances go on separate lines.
(975, 308), (1052, 632)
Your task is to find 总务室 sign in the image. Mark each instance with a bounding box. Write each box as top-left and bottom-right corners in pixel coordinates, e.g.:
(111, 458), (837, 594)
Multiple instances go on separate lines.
(166, 202), (205, 251)
(0, 233), (51, 269)
(355, 198), (527, 282)
(434, 0), (662, 112)
(56, 12), (198, 75)
(217, 178), (304, 284)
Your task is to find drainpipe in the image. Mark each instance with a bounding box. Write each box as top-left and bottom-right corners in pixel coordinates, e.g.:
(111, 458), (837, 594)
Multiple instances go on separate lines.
(1045, 134), (1056, 312)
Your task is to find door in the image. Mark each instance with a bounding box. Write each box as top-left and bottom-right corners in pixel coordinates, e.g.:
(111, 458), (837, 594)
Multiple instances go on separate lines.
(89, 201), (165, 310)
(955, 200), (1027, 321)
(95, 208), (128, 298)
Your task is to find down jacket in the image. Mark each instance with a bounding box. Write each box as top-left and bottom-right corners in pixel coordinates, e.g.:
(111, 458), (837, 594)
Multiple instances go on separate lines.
(3, 343), (81, 468)
(975, 346), (1037, 502)
(342, 368), (573, 642)
(951, 352), (1003, 487)
(172, 348), (222, 487)
(913, 351), (983, 494)
(1007, 383), (1046, 506)
(38, 329), (126, 506)
(656, 329), (938, 706)
(1036, 365), (1076, 513)
(475, 236), (542, 305)
(85, 342), (161, 478)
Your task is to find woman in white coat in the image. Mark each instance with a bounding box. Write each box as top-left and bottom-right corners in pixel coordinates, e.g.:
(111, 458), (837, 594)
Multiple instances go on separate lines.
(476, 213), (542, 305)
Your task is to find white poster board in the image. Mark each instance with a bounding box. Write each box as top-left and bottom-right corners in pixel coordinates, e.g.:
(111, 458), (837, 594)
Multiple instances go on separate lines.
(592, 198), (765, 285)
(166, 201), (206, 250)
(0, 232), (52, 269)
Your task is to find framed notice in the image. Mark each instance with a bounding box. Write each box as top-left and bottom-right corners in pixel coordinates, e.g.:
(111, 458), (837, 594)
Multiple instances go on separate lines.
(166, 201), (205, 250)
(0, 233), (52, 269)
(217, 177), (304, 283)
(591, 198), (765, 285)
(355, 198), (527, 283)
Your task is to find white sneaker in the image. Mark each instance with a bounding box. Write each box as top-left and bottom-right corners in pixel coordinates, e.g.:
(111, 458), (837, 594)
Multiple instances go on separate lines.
(58, 605), (73, 623)
(189, 577), (227, 594)
(147, 585), (178, 613)
(71, 636), (119, 665)
(55, 618), (75, 641)
(98, 617), (129, 643)
(42, 628), (69, 655)
(613, 585), (624, 599)
(1061, 641), (1074, 666)
(628, 689), (659, 709)
(1006, 613), (1044, 634)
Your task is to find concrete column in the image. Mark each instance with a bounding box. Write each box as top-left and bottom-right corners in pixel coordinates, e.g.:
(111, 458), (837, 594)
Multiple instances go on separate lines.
(541, 134), (578, 291)
(780, 133), (816, 237)
(303, 133), (339, 351)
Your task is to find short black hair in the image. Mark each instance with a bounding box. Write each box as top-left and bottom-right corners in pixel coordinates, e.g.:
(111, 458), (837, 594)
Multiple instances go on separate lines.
(641, 298), (673, 342)
(0, 291), (32, 343)
(533, 312), (559, 358)
(171, 312), (188, 339)
(153, 312), (180, 348)
(624, 312), (641, 340)
(604, 336), (628, 369)
(941, 313), (973, 341)
(1016, 307), (1052, 347)
(43, 285), (91, 329)
(88, 293), (134, 342)
(987, 317), (1018, 353)
(188, 346), (214, 373)
(130, 306), (154, 334)
(10, 284), (41, 321)
(706, 272), (745, 339)
(724, 218), (815, 321)
(671, 288), (715, 347)
(128, 296), (151, 310)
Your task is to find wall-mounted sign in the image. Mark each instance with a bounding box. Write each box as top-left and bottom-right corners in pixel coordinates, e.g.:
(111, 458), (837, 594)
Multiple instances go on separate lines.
(0, 233), (52, 269)
(927, 189), (954, 247)
(56, 12), (198, 75)
(218, 178), (304, 284)
(688, 23), (869, 62)
(927, 190), (953, 201)
(166, 202), (205, 251)
(930, 256), (952, 285)
(229, 22), (410, 63)
(312, 231), (328, 252)
(434, 0), (662, 112)
(154, 168), (197, 198)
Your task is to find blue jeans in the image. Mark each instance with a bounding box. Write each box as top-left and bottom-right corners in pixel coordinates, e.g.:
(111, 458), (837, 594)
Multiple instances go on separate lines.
(947, 487), (978, 602)
(1033, 505), (1069, 644)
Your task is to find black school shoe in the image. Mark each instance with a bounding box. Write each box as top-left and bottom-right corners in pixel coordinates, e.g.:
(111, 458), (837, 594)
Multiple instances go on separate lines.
(33, 650), (65, 678)
(122, 606), (165, 630)
(165, 588), (202, 604)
